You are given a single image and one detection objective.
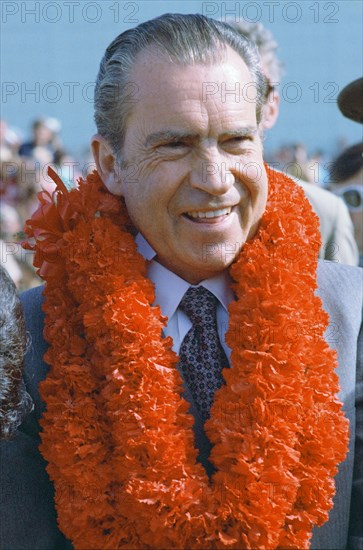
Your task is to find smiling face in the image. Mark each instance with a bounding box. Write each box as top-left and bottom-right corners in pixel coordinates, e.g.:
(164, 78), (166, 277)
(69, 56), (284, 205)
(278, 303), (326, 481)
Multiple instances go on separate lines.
(98, 47), (268, 283)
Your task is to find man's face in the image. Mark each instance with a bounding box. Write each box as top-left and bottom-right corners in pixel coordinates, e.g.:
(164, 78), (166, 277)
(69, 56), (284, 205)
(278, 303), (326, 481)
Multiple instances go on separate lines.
(117, 47), (268, 283)
(259, 57), (280, 130)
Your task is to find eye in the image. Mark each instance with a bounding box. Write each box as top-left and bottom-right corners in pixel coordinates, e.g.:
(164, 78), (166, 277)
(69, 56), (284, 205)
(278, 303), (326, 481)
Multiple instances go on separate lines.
(163, 141), (186, 148)
(222, 136), (253, 153)
(229, 136), (252, 144)
(159, 140), (188, 149)
(155, 140), (190, 157)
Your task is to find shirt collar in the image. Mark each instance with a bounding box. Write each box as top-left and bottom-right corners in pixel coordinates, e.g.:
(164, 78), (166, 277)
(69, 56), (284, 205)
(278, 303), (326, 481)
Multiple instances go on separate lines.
(135, 232), (156, 261)
(136, 233), (235, 319)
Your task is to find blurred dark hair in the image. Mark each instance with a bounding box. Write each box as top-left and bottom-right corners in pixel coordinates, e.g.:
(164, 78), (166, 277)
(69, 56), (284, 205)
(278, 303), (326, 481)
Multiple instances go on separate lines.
(0, 266), (33, 439)
(329, 143), (363, 183)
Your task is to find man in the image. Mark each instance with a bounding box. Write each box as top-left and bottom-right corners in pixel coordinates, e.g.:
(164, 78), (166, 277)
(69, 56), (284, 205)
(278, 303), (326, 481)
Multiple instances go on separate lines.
(329, 142), (363, 266)
(1, 14), (361, 550)
(19, 117), (62, 164)
(332, 77), (363, 267)
(228, 21), (359, 266)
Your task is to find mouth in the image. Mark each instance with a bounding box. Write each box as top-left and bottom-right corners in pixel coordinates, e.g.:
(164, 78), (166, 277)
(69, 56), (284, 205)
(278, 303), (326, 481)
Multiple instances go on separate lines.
(183, 206), (232, 223)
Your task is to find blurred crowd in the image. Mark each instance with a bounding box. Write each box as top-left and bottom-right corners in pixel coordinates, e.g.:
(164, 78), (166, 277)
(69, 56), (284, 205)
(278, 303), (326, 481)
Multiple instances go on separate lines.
(1, 115), (362, 290)
(265, 143), (332, 186)
(0, 117), (93, 290)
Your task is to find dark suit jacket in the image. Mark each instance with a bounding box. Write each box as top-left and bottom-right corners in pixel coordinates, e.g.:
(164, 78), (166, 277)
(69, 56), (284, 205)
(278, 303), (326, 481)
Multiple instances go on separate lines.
(1, 261), (362, 549)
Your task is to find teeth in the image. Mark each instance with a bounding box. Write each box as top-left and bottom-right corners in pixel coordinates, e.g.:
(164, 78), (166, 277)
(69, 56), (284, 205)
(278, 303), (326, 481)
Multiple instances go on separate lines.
(187, 207), (231, 219)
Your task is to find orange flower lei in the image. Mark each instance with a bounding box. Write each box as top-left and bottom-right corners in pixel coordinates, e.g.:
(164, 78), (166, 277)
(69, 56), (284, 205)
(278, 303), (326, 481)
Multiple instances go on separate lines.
(23, 166), (349, 549)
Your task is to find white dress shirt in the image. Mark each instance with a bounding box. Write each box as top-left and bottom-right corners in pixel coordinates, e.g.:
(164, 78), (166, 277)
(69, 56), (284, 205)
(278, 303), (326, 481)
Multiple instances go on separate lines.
(136, 233), (235, 362)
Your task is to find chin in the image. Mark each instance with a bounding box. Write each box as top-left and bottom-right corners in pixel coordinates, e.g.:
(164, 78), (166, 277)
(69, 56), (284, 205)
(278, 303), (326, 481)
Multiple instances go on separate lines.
(194, 255), (239, 281)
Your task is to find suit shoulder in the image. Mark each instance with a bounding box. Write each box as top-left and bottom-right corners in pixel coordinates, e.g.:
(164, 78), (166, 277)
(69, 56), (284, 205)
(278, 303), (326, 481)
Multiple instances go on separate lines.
(317, 260), (362, 331)
(299, 180), (340, 203)
(317, 260), (362, 291)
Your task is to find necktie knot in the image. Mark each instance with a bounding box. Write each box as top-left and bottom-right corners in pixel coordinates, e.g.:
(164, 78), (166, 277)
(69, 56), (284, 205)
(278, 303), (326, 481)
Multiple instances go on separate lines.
(179, 286), (218, 326)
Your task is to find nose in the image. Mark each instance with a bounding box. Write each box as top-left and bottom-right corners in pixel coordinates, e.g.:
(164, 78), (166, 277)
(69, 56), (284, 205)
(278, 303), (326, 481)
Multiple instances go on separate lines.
(189, 148), (235, 195)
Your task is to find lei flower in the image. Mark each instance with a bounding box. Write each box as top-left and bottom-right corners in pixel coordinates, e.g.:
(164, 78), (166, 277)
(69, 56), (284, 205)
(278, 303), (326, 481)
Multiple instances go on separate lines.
(23, 166), (349, 549)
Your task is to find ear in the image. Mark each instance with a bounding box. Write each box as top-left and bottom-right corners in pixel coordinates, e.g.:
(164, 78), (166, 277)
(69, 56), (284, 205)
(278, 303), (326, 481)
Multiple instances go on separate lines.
(91, 134), (122, 196)
(261, 90), (280, 130)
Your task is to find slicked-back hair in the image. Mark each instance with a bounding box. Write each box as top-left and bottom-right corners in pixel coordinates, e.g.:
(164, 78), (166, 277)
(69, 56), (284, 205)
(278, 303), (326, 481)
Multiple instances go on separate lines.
(94, 13), (267, 158)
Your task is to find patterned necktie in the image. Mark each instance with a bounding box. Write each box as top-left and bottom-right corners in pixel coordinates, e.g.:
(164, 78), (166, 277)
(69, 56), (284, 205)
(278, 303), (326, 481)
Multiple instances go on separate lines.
(178, 286), (229, 422)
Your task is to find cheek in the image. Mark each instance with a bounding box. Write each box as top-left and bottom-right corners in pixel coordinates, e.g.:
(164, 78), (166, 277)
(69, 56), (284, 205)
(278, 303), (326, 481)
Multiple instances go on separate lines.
(123, 180), (172, 235)
(240, 166), (268, 207)
(234, 147), (265, 181)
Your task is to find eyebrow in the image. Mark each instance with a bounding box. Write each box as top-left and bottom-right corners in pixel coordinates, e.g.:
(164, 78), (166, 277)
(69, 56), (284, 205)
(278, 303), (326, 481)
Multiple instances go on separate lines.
(145, 130), (198, 148)
(145, 126), (258, 148)
(220, 127), (258, 139)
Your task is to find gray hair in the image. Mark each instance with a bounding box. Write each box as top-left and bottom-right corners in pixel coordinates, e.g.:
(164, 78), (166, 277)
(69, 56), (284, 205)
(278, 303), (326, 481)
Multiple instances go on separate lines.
(0, 266), (33, 439)
(227, 20), (284, 84)
(94, 13), (267, 157)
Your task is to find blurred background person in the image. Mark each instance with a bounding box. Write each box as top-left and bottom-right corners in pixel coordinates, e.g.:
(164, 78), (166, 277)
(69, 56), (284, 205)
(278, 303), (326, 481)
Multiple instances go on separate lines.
(0, 200), (39, 290)
(1, 117), (71, 290)
(229, 20), (359, 265)
(1, 154), (43, 290)
(329, 143), (363, 266)
(19, 117), (62, 165)
(0, 119), (22, 162)
(337, 77), (363, 125)
(331, 77), (363, 265)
